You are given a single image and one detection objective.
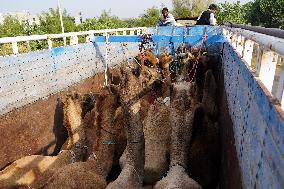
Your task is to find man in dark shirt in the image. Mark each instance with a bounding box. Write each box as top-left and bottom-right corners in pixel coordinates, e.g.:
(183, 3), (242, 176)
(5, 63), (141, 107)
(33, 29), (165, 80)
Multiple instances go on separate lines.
(196, 4), (217, 25)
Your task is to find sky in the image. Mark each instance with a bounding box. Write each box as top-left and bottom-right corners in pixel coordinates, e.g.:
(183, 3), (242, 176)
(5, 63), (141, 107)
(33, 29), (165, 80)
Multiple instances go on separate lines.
(0, 0), (252, 19)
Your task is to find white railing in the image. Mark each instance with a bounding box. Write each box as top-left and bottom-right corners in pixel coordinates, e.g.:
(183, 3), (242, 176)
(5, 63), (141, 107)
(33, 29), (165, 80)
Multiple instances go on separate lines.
(0, 27), (147, 54)
(222, 26), (284, 110)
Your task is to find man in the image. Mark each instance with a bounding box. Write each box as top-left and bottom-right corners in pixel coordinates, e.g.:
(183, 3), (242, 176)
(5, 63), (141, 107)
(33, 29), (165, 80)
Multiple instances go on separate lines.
(159, 7), (176, 26)
(196, 4), (217, 26)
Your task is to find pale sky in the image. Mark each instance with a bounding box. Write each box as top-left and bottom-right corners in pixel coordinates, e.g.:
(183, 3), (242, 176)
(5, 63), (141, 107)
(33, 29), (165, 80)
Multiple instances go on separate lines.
(0, 0), (252, 19)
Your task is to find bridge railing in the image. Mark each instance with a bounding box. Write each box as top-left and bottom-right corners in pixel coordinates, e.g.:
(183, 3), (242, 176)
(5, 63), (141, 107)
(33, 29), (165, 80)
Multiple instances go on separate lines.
(0, 27), (147, 55)
(222, 26), (284, 110)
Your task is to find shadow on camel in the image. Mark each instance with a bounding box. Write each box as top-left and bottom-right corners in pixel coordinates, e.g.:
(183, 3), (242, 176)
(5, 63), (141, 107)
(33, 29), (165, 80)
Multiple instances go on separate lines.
(42, 86), (121, 189)
(0, 92), (95, 189)
(106, 59), (161, 189)
(43, 55), (161, 189)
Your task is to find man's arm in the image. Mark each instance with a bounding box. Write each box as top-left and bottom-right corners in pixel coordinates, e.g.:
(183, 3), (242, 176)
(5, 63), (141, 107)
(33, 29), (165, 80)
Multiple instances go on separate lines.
(164, 13), (176, 25)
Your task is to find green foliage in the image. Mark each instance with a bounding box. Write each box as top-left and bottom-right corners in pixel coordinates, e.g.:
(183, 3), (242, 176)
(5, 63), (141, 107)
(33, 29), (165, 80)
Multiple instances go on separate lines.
(34, 8), (76, 34)
(0, 0), (283, 56)
(95, 10), (128, 29)
(0, 16), (26, 37)
(76, 18), (97, 31)
(245, 0), (284, 28)
(172, 0), (214, 18)
(128, 7), (160, 27)
(216, 1), (246, 25)
(77, 10), (128, 31)
(216, 0), (284, 28)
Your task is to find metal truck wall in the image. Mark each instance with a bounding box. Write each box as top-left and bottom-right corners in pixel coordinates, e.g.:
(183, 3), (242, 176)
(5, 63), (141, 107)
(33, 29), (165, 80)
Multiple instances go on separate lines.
(0, 42), (139, 116)
(222, 42), (284, 189)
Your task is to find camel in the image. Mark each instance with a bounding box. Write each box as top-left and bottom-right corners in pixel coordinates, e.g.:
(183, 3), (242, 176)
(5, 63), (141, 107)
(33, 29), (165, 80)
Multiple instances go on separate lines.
(154, 82), (202, 189)
(136, 49), (159, 68)
(43, 52), (161, 189)
(187, 70), (220, 189)
(106, 60), (161, 189)
(0, 92), (94, 189)
(41, 86), (121, 189)
(143, 102), (171, 185)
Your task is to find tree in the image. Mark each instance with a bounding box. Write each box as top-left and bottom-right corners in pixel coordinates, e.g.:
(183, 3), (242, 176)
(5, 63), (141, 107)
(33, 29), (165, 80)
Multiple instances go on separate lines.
(0, 16), (26, 37)
(76, 18), (97, 31)
(172, 0), (215, 18)
(216, 1), (246, 25)
(128, 7), (160, 27)
(33, 8), (76, 35)
(245, 0), (284, 28)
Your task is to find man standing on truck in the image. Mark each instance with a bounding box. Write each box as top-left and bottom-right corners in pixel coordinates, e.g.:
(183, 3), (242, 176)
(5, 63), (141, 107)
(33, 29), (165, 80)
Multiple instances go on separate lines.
(196, 4), (217, 26)
(158, 7), (176, 26)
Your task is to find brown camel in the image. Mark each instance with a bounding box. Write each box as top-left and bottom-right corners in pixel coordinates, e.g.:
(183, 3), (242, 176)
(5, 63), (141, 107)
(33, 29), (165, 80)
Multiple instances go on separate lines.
(154, 82), (202, 189)
(42, 86), (120, 189)
(0, 92), (94, 189)
(106, 61), (161, 189)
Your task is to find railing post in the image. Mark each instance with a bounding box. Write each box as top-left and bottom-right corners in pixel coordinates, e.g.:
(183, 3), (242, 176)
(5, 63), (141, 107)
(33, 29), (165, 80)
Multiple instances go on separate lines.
(258, 50), (278, 92)
(130, 30), (134, 35)
(63, 37), (67, 46)
(123, 30), (127, 35)
(47, 37), (53, 50)
(276, 69), (284, 104)
(86, 33), (94, 42)
(236, 35), (244, 56)
(243, 39), (254, 66)
(142, 28), (147, 34)
(137, 29), (141, 35)
(70, 35), (78, 45)
(231, 34), (238, 49)
(12, 42), (18, 54)
(255, 46), (263, 75)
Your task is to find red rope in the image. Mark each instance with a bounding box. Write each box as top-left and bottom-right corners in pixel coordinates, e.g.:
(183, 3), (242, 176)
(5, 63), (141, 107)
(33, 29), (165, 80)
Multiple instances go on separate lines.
(186, 33), (207, 83)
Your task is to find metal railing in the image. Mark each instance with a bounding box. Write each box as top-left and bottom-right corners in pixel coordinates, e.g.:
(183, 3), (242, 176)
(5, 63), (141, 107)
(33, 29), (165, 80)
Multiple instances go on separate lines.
(0, 27), (147, 55)
(222, 26), (284, 110)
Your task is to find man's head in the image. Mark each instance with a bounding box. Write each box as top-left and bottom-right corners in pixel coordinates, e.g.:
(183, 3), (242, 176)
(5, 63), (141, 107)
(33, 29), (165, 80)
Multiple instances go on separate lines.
(208, 4), (217, 14)
(162, 7), (169, 18)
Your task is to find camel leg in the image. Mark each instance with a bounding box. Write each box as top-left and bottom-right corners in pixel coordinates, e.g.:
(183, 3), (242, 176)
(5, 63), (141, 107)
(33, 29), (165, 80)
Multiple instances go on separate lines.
(107, 102), (145, 189)
(143, 103), (171, 185)
(202, 70), (217, 119)
(154, 82), (202, 189)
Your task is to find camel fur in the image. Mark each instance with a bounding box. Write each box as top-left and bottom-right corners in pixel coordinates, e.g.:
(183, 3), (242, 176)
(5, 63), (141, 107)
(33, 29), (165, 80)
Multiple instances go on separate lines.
(0, 92), (93, 189)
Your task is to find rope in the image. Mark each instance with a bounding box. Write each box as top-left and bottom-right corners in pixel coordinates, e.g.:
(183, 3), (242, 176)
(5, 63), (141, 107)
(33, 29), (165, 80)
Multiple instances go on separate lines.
(102, 140), (116, 145)
(100, 126), (117, 135)
(186, 30), (208, 83)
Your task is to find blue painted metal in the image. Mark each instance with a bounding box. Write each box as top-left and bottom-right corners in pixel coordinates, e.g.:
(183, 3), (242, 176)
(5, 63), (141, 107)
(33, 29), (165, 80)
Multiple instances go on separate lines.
(223, 42), (284, 189)
(0, 25), (283, 189)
